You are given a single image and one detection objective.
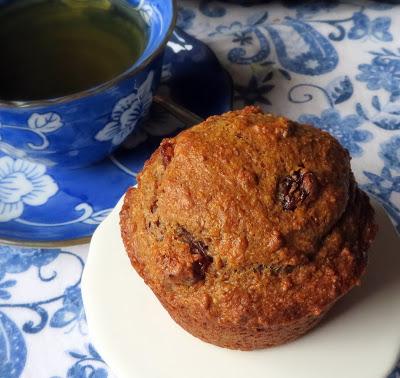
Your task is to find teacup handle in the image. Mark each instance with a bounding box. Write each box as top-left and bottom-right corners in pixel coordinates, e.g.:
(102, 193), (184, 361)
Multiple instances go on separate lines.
(153, 95), (204, 126)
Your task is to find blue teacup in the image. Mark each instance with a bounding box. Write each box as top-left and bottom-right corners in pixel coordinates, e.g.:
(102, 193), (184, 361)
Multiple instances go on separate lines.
(0, 0), (176, 168)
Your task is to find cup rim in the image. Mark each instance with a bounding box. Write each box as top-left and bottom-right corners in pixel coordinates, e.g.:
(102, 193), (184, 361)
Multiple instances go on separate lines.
(0, 0), (177, 109)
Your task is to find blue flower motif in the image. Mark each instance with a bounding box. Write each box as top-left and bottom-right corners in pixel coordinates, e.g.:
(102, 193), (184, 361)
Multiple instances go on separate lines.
(95, 71), (154, 146)
(211, 21), (255, 45)
(356, 96), (400, 130)
(299, 109), (373, 157)
(212, 21), (247, 37)
(66, 344), (107, 378)
(0, 280), (16, 300)
(232, 30), (253, 45)
(379, 135), (400, 172)
(177, 7), (196, 30)
(50, 286), (85, 331)
(235, 75), (274, 105)
(364, 167), (400, 202)
(357, 57), (400, 94)
(0, 157), (58, 222)
(348, 12), (393, 41)
(0, 246), (60, 281)
(325, 76), (354, 105)
(363, 166), (400, 233)
(27, 112), (63, 133)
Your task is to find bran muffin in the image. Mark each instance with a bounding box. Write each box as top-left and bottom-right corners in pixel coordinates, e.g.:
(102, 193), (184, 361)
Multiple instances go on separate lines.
(120, 106), (377, 350)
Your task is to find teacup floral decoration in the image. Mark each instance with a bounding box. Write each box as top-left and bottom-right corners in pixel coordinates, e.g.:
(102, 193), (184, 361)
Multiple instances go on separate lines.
(95, 71), (155, 146)
(0, 157), (58, 222)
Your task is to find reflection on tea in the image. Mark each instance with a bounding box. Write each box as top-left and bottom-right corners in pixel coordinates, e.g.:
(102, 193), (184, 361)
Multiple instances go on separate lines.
(0, 0), (147, 101)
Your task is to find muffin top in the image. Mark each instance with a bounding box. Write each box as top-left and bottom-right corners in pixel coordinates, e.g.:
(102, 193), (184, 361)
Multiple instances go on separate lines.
(121, 106), (376, 327)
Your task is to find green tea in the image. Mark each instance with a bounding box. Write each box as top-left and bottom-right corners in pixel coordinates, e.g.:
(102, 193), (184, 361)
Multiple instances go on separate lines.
(0, 0), (147, 101)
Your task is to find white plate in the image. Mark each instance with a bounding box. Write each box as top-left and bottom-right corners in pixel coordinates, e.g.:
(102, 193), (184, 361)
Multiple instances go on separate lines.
(82, 196), (400, 378)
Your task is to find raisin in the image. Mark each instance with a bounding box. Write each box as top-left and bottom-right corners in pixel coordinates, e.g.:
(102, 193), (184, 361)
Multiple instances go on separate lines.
(147, 218), (163, 241)
(278, 169), (319, 211)
(282, 265), (294, 274)
(160, 140), (174, 167)
(254, 264), (264, 274)
(177, 226), (213, 282)
(150, 200), (158, 214)
(192, 255), (213, 281)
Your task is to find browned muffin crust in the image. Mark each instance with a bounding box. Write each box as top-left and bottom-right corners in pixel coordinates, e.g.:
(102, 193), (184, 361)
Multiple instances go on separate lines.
(120, 106), (377, 350)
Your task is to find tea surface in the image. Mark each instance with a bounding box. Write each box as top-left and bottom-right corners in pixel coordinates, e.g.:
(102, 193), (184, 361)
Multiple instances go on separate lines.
(0, 0), (147, 101)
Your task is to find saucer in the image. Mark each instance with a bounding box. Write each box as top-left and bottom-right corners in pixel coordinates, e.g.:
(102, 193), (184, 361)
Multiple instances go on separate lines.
(82, 195), (400, 378)
(0, 28), (233, 247)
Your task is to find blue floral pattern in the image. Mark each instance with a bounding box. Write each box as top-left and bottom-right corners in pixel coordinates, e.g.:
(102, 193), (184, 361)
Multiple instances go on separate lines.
(363, 137), (400, 234)
(0, 157), (58, 222)
(0, 246), (113, 377)
(235, 75), (274, 105)
(64, 344), (107, 378)
(0, 246), (60, 278)
(0, 112), (63, 164)
(95, 71), (154, 146)
(299, 109), (372, 157)
(380, 135), (400, 171)
(348, 12), (393, 41)
(355, 49), (400, 131)
(357, 50), (400, 95)
(50, 286), (86, 333)
(209, 12), (339, 74)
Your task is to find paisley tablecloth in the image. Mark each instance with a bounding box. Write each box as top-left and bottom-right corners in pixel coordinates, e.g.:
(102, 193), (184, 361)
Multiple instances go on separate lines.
(1, 1), (400, 377)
